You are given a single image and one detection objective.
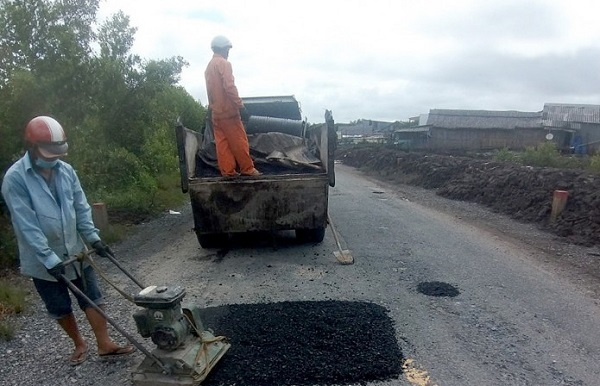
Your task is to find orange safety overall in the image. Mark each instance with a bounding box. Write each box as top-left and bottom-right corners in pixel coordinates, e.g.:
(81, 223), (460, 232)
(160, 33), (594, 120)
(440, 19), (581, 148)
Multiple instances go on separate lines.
(205, 53), (256, 176)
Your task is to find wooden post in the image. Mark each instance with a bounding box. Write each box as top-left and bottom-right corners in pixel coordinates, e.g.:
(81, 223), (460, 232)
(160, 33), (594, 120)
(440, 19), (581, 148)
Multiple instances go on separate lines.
(92, 202), (109, 233)
(550, 190), (568, 223)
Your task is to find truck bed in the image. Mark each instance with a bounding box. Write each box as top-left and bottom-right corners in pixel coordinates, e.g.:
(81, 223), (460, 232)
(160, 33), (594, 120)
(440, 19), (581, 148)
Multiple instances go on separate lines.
(175, 96), (335, 248)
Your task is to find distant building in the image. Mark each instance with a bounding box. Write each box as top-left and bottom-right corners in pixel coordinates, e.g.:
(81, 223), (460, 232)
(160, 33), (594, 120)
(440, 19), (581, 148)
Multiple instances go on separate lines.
(394, 109), (552, 151)
(542, 103), (600, 154)
(336, 119), (399, 144)
(344, 103), (600, 153)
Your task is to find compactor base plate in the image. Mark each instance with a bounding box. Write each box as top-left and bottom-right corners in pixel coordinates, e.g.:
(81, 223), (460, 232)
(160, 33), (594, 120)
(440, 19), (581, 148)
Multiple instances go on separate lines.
(132, 332), (230, 386)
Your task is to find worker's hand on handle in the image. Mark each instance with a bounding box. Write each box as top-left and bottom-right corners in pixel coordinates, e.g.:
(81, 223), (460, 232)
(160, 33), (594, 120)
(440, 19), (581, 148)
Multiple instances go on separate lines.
(47, 262), (66, 280)
(240, 107), (250, 123)
(92, 240), (113, 258)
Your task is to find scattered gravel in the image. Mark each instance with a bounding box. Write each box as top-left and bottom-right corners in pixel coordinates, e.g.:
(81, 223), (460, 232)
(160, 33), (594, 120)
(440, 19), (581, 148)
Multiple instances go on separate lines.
(0, 200), (404, 386)
(0, 208), (189, 386)
(0, 280), (143, 386)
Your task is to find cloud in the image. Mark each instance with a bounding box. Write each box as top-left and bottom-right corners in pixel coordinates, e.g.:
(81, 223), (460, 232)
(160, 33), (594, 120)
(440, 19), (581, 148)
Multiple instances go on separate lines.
(98, 0), (600, 123)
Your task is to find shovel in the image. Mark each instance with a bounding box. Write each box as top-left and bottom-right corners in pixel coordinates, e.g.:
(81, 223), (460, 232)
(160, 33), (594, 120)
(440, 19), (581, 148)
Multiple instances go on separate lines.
(327, 213), (353, 265)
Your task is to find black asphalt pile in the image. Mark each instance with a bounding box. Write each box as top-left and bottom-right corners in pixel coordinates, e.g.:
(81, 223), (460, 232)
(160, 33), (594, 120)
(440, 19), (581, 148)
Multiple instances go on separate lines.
(338, 145), (600, 246)
(200, 300), (403, 386)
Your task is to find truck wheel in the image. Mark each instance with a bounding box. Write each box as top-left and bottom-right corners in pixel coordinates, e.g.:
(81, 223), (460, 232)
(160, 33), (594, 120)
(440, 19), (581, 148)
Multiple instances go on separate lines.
(295, 227), (325, 243)
(197, 232), (228, 249)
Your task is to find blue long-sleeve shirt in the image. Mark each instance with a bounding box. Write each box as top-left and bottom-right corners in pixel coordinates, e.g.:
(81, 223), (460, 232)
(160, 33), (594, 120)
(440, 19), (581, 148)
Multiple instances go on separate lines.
(1, 152), (100, 281)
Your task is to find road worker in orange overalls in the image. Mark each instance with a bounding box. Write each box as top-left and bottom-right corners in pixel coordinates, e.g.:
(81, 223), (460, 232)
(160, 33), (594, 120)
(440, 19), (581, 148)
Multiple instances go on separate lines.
(205, 35), (261, 177)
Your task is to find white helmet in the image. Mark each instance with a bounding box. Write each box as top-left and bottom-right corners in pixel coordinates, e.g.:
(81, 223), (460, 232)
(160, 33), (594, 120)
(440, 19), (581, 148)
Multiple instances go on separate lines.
(211, 35), (232, 50)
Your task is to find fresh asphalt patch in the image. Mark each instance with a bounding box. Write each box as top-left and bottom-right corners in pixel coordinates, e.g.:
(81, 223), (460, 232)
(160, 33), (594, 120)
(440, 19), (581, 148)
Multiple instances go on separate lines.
(199, 300), (403, 386)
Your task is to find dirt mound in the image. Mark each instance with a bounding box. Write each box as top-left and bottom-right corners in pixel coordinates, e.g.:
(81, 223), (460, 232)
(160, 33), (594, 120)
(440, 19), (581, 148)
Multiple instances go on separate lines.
(338, 145), (600, 247)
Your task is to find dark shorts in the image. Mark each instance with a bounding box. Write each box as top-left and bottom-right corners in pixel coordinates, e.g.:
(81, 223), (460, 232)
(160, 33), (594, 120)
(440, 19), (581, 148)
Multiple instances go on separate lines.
(33, 266), (105, 319)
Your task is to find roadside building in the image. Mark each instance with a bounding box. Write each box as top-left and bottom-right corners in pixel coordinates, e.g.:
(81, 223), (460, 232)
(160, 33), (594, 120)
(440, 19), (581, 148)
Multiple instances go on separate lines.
(337, 119), (398, 144)
(393, 109), (562, 151)
(542, 103), (600, 154)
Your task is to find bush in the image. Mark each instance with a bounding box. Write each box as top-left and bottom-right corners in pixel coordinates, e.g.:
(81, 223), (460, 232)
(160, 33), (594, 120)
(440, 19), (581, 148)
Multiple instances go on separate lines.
(493, 147), (518, 162)
(140, 125), (178, 175)
(520, 142), (561, 167)
(92, 170), (158, 215)
(588, 153), (600, 174)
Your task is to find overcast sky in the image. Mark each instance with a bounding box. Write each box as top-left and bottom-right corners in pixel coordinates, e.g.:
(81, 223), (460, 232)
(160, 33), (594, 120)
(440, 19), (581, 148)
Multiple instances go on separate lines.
(97, 0), (600, 124)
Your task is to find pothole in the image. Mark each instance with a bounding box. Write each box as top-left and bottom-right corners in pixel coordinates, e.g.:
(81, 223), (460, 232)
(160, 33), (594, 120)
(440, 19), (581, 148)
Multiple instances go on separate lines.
(417, 281), (460, 297)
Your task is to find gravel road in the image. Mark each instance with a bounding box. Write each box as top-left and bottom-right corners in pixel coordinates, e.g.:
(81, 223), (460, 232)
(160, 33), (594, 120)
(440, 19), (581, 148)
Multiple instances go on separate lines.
(2, 163), (600, 386)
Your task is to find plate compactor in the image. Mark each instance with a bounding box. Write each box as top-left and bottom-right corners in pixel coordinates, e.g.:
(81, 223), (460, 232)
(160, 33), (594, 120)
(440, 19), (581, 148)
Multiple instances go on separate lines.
(58, 251), (230, 386)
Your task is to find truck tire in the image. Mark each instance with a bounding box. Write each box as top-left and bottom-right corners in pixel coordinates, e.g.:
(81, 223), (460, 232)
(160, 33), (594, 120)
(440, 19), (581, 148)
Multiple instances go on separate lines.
(197, 232), (228, 249)
(295, 227), (326, 243)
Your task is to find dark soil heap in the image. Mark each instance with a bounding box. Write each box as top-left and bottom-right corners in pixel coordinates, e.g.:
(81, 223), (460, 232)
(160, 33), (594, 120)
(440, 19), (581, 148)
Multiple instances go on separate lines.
(338, 145), (600, 247)
(200, 300), (403, 386)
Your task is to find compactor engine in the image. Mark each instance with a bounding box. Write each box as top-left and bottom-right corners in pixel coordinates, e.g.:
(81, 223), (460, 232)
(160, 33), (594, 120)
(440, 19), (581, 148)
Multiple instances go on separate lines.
(133, 285), (203, 351)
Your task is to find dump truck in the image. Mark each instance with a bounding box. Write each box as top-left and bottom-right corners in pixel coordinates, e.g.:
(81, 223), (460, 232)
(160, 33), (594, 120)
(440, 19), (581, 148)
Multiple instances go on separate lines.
(176, 95), (336, 248)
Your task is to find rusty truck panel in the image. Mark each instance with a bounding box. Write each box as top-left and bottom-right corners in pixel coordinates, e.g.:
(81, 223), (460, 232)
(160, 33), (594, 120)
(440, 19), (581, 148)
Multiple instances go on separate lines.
(189, 175), (328, 233)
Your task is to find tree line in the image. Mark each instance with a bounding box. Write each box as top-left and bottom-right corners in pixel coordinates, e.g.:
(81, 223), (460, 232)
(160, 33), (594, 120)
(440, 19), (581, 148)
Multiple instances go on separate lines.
(0, 0), (206, 268)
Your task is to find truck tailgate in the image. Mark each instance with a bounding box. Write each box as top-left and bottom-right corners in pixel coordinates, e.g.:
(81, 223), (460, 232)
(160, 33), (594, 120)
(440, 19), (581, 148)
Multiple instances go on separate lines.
(189, 174), (329, 234)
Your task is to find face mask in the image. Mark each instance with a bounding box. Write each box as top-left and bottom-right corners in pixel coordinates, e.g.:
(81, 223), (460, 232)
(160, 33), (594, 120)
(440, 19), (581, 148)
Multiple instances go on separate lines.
(35, 158), (59, 169)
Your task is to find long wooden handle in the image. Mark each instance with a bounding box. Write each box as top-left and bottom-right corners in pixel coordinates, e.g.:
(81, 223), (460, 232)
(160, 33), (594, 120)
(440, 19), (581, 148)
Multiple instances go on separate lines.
(327, 212), (345, 252)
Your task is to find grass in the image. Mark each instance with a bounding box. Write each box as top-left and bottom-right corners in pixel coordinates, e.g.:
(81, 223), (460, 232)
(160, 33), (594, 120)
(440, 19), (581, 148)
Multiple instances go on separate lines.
(0, 277), (28, 341)
(0, 215), (18, 270)
(493, 143), (594, 171)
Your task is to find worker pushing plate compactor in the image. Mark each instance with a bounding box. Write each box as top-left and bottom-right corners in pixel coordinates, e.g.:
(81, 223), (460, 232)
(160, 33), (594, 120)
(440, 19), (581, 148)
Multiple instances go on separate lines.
(57, 251), (230, 386)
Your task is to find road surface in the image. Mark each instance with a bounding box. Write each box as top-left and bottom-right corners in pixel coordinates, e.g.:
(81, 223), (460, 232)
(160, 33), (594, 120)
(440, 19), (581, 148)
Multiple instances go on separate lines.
(3, 164), (599, 386)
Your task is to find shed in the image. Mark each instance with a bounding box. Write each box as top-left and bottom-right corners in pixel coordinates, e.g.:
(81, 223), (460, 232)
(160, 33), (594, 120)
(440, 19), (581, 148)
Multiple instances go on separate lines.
(542, 103), (600, 154)
(394, 109), (555, 151)
(426, 109), (542, 130)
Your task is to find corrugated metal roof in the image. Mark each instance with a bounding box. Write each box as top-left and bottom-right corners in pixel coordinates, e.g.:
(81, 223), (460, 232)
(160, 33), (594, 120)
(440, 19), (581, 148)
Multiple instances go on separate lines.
(542, 103), (600, 124)
(426, 109), (542, 130)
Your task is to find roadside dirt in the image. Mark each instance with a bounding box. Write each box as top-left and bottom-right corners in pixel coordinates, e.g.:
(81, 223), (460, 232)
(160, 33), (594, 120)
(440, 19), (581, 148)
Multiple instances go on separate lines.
(336, 145), (600, 299)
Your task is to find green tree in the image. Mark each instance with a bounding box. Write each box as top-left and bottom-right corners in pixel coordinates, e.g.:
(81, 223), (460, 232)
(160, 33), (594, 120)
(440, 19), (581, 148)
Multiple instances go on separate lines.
(0, 0), (206, 269)
(0, 0), (100, 125)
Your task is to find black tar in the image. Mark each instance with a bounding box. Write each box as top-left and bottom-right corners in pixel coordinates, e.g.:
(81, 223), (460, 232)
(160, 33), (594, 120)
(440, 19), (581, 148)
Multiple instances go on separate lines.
(199, 300), (403, 386)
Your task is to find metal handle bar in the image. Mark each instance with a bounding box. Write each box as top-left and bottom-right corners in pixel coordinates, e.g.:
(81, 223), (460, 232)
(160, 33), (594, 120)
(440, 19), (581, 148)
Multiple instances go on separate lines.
(57, 273), (172, 374)
(61, 250), (146, 289)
